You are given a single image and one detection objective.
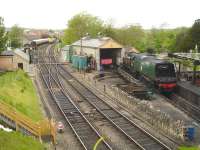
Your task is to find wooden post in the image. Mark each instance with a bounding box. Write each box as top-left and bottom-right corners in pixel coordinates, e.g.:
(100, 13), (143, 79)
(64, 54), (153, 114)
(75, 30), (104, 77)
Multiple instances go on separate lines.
(38, 126), (42, 143)
(193, 64), (197, 84)
(51, 119), (56, 146)
(14, 111), (19, 131)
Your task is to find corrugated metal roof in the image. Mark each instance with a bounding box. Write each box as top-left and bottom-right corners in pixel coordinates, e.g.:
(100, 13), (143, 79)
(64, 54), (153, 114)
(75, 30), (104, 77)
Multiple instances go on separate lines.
(1, 49), (29, 61)
(14, 49), (29, 61)
(62, 45), (70, 51)
(1, 50), (15, 56)
(72, 37), (111, 48)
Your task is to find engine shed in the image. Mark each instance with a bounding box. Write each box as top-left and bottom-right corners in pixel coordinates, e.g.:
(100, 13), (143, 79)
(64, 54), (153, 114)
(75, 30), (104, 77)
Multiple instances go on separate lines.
(71, 37), (123, 71)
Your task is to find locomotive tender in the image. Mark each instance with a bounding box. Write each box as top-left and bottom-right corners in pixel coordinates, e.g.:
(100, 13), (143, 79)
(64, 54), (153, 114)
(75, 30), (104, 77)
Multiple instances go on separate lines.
(123, 52), (177, 93)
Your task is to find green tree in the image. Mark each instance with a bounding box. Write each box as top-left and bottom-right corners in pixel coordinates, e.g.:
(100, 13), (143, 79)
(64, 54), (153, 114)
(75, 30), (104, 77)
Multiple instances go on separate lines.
(62, 12), (103, 44)
(62, 13), (194, 53)
(102, 23), (116, 39)
(190, 19), (200, 52)
(8, 25), (23, 48)
(145, 28), (181, 53)
(175, 27), (191, 52)
(0, 17), (7, 52)
(174, 20), (200, 52)
(113, 25), (145, 50)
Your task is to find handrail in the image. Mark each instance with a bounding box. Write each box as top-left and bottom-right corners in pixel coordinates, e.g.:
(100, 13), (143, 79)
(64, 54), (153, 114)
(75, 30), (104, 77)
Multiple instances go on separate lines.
(0, 101), (55, 143)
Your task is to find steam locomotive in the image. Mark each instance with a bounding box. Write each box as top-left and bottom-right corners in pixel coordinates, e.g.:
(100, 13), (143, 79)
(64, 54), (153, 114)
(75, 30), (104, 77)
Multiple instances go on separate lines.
(123, 52), (177, 93)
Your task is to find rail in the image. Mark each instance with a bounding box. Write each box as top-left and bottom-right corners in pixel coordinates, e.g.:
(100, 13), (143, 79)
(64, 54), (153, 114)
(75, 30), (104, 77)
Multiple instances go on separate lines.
(58, 65), (171, 150)
(38, 44), (112, 150)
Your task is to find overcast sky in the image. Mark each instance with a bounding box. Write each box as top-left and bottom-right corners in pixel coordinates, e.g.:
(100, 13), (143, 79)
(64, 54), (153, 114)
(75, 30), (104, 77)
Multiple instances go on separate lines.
(0, 0), (199, 29)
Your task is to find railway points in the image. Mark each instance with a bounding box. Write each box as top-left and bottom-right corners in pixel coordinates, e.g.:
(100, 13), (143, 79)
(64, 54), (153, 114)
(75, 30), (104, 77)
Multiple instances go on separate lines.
(29, 40), (172, 149)
(37, 44), (111, 150)
(58, 64), (171, 150)
(59, 49), (200, 147)
(8, 36), (200, 149)
(1, 6), (200, 150)
(38, 40), (199, 149)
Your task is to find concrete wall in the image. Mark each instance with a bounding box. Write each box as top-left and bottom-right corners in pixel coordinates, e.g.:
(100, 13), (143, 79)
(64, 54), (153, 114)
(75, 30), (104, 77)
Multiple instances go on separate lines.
(116, 49), (122, 65)
(72, 46), (97, 57)
(13, 55), (29, 73)
(176, 82), (200, 106)
(59, 50), (66, 62)
(96, 49), (100, 71)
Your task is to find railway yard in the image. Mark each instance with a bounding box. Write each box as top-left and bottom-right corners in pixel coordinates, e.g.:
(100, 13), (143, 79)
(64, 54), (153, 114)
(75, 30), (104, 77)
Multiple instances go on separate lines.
(1, 1), (200, 149)
(37, 43), (172, 149)
(21, 37), (199, 150)
(1, 37), (200, 150)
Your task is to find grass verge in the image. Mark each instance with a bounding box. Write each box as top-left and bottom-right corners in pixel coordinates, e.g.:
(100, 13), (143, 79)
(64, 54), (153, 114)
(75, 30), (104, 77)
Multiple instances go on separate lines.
(0, 70), (43, 122)
(178, 147), (200, 150)
(179, 146), (200, 150)
(0, 130), (44, 150)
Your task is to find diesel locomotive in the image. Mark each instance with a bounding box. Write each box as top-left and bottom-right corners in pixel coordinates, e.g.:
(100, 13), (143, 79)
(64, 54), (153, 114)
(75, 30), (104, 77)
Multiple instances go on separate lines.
(123, 52), (177, 93)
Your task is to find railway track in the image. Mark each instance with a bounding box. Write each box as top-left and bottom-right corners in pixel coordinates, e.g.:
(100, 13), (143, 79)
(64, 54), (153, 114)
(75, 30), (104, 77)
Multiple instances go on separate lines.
(120, 67), (200, 123)
(38, 44), (112, 150)
(168, 94), (200, 123)
(56, 64), (171, 149)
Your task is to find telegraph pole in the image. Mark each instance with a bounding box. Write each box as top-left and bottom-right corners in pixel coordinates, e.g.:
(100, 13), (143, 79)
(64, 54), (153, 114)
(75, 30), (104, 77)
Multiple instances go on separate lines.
(80, 32), (83, 55)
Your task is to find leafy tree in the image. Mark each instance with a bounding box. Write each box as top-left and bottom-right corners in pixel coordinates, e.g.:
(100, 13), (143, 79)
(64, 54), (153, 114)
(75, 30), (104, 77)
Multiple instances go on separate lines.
(8, 25), (23, 48)
(0, 17), (7, 52)
(113, 25), (146, 50)
(146, 48), (155, 54)
(102, 23), (116, 39)
(62, 12), (103, 44)
(62, 13), (200, 53)
(175, 28), (191, 52)
(174, 20), (200, 52)
(145, 28), (182, 53)
(190, 19), (200, 52)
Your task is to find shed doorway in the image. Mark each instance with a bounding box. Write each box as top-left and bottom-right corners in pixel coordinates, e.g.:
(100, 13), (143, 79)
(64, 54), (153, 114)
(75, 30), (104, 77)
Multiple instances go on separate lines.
(18, 63), (23, 70)
(100, 48), (121, 70)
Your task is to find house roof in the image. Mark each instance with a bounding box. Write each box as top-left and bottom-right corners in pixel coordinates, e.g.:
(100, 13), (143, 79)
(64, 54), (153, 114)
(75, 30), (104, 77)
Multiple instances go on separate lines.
(72, 37), (122, 49)
(124, 47), (139, 53)
(1, 49), (29, 62)
(1, 50), (15, 56)
(62, 45), (70, 51)
(14, 49), (29, 61)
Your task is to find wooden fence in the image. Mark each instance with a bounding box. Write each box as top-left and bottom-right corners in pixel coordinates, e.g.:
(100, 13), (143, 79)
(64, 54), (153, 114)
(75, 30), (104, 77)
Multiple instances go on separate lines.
(0, 101), (56, 144)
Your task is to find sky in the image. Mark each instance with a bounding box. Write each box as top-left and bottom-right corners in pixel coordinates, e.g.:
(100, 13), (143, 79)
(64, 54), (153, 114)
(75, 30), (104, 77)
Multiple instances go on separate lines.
(0, 0), (200, 29)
